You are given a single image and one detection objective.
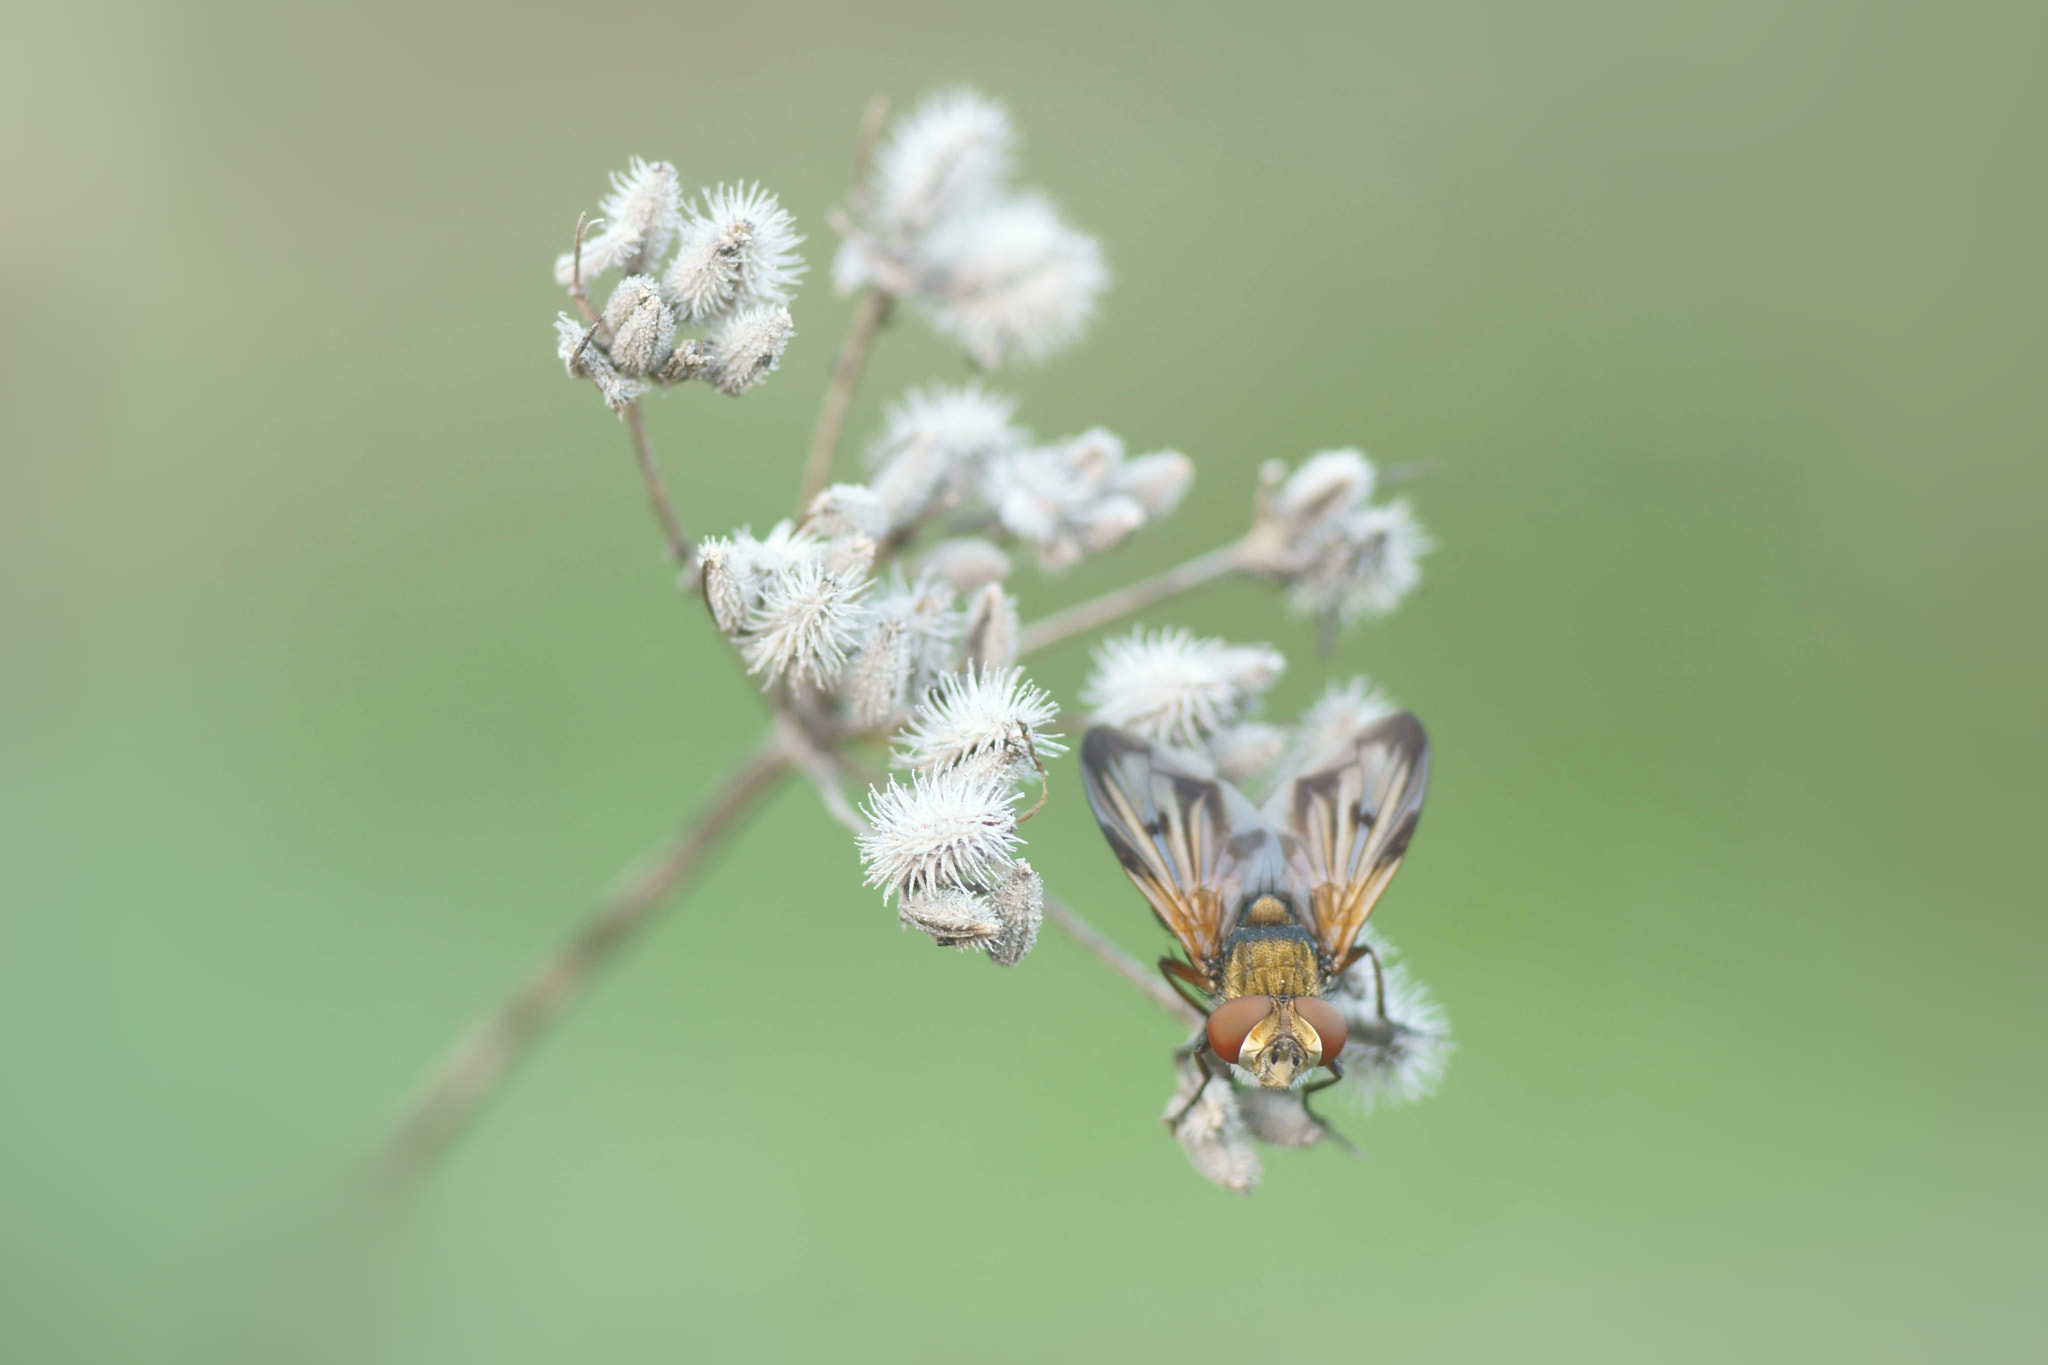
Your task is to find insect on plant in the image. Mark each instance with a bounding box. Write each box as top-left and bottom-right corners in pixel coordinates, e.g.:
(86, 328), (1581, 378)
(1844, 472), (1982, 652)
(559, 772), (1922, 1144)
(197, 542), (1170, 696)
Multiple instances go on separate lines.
(374, 86), (1450, 1199)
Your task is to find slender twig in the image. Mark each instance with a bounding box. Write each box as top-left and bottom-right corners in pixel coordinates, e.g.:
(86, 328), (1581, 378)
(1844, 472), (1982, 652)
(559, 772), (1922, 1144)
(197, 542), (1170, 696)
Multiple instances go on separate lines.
(1044, 895), (1201, 1026)
(623, 402), (692, 566)
(568, 212), (598, 326)
(799, 287), (892, 510)
(368, 737), (790, 1196)
(1017, 542), (1246, 657)
(848, 94), (890, 218)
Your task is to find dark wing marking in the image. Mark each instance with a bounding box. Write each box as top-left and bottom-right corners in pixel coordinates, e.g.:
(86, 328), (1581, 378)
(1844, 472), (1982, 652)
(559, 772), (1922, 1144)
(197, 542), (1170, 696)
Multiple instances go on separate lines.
(1079, 726), (1285, 974)
(1266, 710), (1431, 964)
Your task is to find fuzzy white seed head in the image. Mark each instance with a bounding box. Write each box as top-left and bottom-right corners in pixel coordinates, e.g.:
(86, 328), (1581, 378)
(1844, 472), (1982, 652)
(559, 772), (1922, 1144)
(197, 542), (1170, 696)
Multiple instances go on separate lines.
(843, 616), (912, 728)
(555, 312), (645, 410)
(858, 767), (1021, 906)
(917, 538), (1012, 593)
(740, 557), (870, 689)
(1286, 498), (1431, 623)
(1082, 628), (1287, 745)
(981, 427), (1165, 570)
(703, 305), (794, 396)
(872, 87), (1016, 237)
(1166, 1070), (1260, 1194)
(1208, 722), (1289, 790)
(918, 192), (1107, 368)
(867, 574), (962, 699)
(984, 860), (1043, 967)
(805, 483), (892, 542)
(600, 275), (676, 377)
(555, 158), (684, 285)
(892, 666), (1064, 783)
(696, 538), (749, 634)
(898, 885), (1001, 949)
(866, 383), (1027, 528)
(1274, 448), (1377, 532)
(959, 582), (1020, 671)
(1112, 450), (1195, 517)
(1236, 1089), (1328, 1149)
(1328, 933), (1453, 1111)
(664, 183), (806, 324)
(1285, 676), (1398, 775)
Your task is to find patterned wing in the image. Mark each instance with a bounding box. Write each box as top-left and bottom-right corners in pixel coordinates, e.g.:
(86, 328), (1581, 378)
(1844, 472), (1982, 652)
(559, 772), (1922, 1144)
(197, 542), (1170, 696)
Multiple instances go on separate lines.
(1079, 726), (1285, 973)
(1267, 710), (1431, 964)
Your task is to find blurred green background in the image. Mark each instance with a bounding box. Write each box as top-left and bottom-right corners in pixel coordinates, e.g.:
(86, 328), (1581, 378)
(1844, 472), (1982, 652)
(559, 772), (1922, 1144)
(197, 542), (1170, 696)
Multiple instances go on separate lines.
(4, 0), (2042, 1360)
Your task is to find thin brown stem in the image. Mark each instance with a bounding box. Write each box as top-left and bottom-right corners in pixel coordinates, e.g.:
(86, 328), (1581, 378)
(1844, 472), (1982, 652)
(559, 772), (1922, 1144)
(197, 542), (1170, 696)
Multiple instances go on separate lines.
(623, 401), (692, 566)
(1044, 895), (1202, 1027)
(568, 212), (599, 325)
(368, 738), (789, 1197)
(1016, 542), (1246, 657)
(799, 287), (892, 511)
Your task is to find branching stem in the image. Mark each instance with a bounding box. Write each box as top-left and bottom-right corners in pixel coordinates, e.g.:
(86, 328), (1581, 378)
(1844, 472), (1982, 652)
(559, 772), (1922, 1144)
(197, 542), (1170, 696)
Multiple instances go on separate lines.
(1017, 542), (1247, 657)
(368, 737), (789, 1196)
(799, 287), (892, 510)
(623, 401), (692, 566)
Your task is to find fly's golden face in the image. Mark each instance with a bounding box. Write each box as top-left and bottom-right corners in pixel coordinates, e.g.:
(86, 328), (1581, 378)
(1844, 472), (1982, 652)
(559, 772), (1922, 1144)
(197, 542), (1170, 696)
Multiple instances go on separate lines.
(1078, 712), (1431, 1091)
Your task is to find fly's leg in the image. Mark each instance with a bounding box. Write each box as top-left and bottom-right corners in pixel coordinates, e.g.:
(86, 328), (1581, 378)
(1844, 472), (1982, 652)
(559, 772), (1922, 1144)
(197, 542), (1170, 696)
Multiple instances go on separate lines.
(1158, 956), (1213, 1017)
(1302, 1063), (1367, 1161)
(1164, 1052), (1222, 1131)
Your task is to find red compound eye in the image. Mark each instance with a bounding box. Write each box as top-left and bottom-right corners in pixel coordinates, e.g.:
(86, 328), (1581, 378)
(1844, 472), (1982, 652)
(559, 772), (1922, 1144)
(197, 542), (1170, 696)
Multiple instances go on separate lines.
(1206, 995), (1273, 1064)
(1294, 997), (1348, 1066)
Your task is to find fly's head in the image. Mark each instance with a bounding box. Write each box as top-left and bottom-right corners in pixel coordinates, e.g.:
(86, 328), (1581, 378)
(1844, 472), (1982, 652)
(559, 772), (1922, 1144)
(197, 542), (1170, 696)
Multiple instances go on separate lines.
(1205, 994), (1350, 1089)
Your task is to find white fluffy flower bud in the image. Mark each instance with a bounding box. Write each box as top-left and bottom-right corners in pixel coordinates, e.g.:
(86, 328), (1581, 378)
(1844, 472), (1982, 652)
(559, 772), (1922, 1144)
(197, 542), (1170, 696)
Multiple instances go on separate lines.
(1274, 448), (1376, 531)
(804, 484), (892, 542)
(858, 767), (1021, 906)
(1082, 628), (1286, 745)
(554, 312), (645, 411)
(697, 538), (749, 634)
(1207, 722), (1288, 789)
(1236, 1089), (1327, 1149)
(740, 558), (870, 689)
(663, 183), (805, 324)
(918, 192), (1107, 369)
(984, 860), (1043, 967)
(555, 158), (683, 285)
(1326, 933), (1452, 1110)
(1166, 1070), (1260, 1194)
(843, 617), (912, 728)
(1285, 499), (1431, 624)
(959, 582), (1019, 672)
(703, 305), (795, 396)
(872, 87), (1016, 237)
(891, 666), (1064, 783)
(1111, 450), (1195, 516)
(866, 383), (1027, 531)
(600, 275), (676, 377)
(917, 538), (1011, 593)
(898, 885), (1001, 948)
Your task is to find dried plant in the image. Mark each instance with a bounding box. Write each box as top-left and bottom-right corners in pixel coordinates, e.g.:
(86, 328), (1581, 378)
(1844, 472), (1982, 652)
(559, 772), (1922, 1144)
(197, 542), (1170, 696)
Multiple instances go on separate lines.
(374, 88), (1449, 1199)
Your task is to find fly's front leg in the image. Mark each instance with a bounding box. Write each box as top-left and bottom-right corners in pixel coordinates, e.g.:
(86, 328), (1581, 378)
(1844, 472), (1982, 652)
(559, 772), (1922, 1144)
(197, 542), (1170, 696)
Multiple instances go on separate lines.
(1164, 1051), (1222, 1131)
(1301, 1063), (1367, 1161)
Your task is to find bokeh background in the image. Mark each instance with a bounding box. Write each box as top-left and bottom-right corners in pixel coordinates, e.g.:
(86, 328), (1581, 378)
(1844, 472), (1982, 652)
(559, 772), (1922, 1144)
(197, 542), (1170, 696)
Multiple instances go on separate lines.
(4, 1), (2042, 1361)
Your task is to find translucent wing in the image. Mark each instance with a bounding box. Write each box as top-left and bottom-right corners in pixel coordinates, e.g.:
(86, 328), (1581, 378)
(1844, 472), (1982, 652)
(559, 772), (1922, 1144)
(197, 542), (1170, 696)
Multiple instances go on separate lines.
(1079, 726), (1286, 973)
(1266, 711), (1431, 964)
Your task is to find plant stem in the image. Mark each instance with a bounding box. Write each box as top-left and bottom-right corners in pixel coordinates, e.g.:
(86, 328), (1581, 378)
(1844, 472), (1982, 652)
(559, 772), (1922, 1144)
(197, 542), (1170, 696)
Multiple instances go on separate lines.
(368, 737), (789, 1197)
(623, 401), (692, 566)
(1016, 542), (1245, 657)
(1044, 895), (1201, 1026)
(798, 287), (891, 511)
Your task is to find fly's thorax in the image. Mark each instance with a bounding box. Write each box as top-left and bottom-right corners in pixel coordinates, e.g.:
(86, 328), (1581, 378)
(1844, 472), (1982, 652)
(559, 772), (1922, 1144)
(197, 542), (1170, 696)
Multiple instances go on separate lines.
(1219, 896), (1323, 1001)
(1205, 993), (1351, 1090)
